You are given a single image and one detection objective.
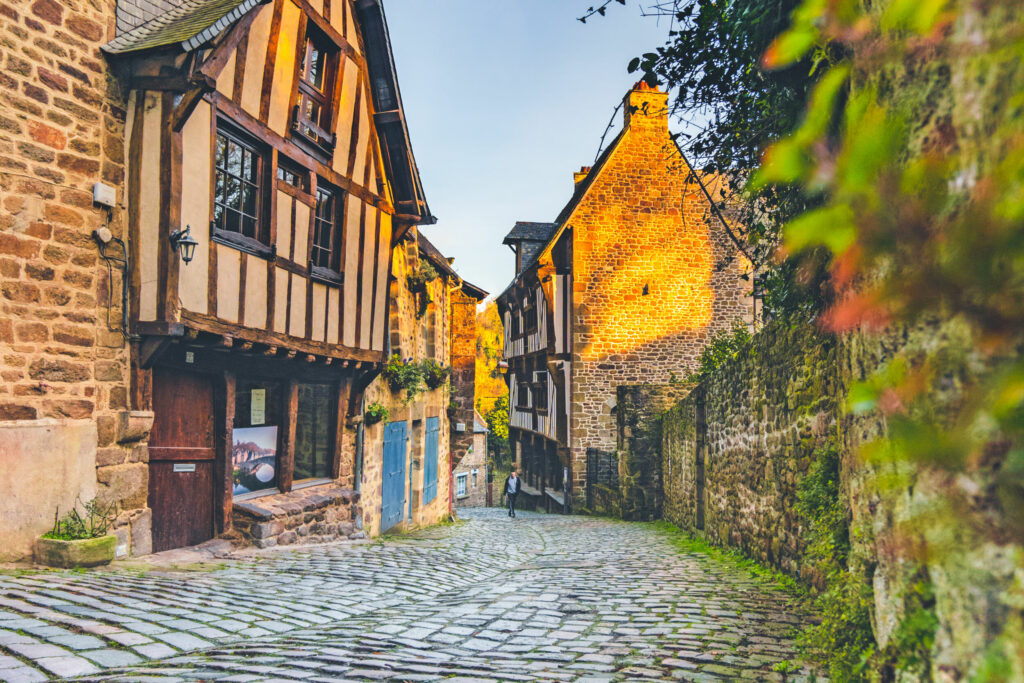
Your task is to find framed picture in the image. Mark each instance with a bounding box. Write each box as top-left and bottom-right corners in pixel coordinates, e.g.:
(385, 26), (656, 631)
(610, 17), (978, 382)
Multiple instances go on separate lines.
(232, 425), (279, 496)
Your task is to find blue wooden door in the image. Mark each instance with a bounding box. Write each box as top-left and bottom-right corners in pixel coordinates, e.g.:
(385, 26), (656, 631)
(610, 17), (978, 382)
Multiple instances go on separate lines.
(423, 416), (440, 504)
(381, 421), (407, 532)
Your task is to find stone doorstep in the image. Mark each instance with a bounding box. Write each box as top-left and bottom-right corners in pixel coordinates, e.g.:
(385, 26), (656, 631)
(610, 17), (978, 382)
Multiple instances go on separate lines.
(233, 485), (360, 521)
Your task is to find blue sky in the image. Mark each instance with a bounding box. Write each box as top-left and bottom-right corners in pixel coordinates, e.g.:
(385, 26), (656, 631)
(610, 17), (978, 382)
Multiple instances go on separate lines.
(385, 0), (672, 296)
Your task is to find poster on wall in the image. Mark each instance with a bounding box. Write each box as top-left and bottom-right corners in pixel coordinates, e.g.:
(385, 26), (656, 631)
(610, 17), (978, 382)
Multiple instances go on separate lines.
(232, 425), (278, 496)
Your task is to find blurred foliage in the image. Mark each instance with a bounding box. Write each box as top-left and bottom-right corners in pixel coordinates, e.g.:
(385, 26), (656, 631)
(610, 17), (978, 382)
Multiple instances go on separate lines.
(475, 301), (509, 416)
(484, 395), (510, 467)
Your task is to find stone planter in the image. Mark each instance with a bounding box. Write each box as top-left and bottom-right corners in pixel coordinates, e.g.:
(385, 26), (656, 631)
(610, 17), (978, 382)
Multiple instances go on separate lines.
(34, 534), (117, 568)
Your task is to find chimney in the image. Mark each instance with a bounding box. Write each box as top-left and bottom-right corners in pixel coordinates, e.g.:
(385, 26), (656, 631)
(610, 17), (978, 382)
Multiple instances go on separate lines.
(573, 165), (592, 186)
(624, 81), (668, 129)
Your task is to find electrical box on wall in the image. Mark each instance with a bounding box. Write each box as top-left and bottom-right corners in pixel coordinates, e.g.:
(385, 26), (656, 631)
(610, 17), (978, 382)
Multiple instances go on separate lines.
(93, 182), (116, 208)
(455, 423), (466, 432)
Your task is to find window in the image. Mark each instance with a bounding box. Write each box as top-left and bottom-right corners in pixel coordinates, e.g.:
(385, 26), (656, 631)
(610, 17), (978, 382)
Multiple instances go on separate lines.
(311, 184), (343, 276)
(214, 127), (266, 246)
(425, 306), (436, 359)
(294, 383), (333, 481)
(510, 311), (521, 338)
(456, 473), (468, 498)
(523, 305), (537, 333)
(471, 469), (478, 488)
(232, 379), (283, 498)
(277, 159), (307, 191)
(533, 379), (548, 412)
(294, 29), (336, 152)
(516, 382), (531, 409)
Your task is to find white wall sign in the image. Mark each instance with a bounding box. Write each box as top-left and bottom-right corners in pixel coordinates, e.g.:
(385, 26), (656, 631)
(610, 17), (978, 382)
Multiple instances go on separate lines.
(251, 388), (266, 425)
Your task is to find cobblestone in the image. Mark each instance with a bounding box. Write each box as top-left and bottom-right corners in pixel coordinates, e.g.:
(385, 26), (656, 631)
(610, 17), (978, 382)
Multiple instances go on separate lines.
(0, 510), (817, 680)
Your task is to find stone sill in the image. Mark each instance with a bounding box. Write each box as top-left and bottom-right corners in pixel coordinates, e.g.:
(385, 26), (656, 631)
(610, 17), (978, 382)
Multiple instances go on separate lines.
(234, 484), (360, 521)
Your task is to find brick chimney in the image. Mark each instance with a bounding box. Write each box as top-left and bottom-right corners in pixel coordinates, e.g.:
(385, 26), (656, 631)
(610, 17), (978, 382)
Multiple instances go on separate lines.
(624, 81), (668, 130)
(574, 165), (592, 186)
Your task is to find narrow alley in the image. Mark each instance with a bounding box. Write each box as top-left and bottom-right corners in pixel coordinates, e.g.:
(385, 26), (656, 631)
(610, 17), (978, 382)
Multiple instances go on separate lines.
(0, 510), (814, 682)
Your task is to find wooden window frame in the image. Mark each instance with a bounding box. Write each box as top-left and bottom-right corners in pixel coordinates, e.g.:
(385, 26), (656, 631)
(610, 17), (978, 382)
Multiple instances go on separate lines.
(212, 120), (273, 259)
(309, 179), (345, 285)
(291, 23), (338, 159)
(516, 381), (531, 410)
(276, 157), (309, 192)
(532, 381), (548, 413)
(455, 472), (468, 498)
(523, 304), (538, 335)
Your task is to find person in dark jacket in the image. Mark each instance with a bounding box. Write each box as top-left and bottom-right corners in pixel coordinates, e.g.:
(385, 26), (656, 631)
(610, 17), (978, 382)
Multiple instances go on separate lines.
(503, 470), (522, 518)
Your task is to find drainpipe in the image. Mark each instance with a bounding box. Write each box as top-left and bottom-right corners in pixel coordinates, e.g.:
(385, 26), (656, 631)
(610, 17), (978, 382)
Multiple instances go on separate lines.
(354, 393), (365, 493)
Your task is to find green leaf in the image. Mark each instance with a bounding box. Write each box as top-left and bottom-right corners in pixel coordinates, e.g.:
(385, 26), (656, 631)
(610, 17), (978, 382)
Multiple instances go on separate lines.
(627, 57), (640, 73)
(783, 204), (857, 254)
(848, 382), (879, 414)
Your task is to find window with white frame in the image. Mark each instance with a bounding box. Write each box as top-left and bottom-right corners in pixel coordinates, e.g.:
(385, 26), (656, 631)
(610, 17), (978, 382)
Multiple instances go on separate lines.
(456, 473), (468, 498)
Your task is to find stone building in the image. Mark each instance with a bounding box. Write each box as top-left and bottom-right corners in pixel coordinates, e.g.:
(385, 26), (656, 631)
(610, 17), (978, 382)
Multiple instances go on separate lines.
(496, 82), (753, 511)
(0, 0), (462, 559)
(453, 410), (487, 508)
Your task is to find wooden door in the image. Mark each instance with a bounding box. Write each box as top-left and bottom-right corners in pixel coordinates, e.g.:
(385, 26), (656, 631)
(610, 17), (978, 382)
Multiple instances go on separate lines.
(381, 421), (407, 532)
(148, 367), (217, 552)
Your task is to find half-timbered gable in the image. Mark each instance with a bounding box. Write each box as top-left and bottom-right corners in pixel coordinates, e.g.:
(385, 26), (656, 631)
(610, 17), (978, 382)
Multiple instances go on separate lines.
(95, 0), (436, 552)
(106, 0), (429, 363)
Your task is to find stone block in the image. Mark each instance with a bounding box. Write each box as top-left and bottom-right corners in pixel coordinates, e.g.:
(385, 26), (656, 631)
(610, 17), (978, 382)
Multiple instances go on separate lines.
(116, 410), (153, 444)
(34, 535), (116, 568)
(278, 531), (296, 545)
(96, 463), (147, 509)
(130, 508), (152, 556)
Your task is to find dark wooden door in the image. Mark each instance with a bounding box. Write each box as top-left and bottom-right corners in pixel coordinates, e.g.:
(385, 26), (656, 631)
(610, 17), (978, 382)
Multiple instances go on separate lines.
(148, 367), (216, 552)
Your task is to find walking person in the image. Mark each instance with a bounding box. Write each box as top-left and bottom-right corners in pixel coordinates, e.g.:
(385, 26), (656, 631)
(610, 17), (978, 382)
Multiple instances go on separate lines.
(503, 470), (521, 518)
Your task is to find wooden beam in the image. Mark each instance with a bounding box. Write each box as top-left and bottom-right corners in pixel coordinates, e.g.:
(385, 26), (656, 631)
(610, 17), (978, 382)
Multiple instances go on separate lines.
(214, 371), (236, 534)
(139, 336), (174, 368)
(197, 2), (262, 84)
(279, 380), (298, 493)
(208, 92), (394, 214)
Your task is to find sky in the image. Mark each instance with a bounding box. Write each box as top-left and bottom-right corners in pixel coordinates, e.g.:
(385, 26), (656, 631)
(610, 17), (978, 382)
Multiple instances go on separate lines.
(384, 0), (673, 297)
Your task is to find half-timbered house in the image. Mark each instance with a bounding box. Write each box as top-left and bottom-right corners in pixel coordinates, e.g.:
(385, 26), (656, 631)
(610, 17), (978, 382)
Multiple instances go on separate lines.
(497, 82), (754, 512)
(0, 0), (451, 558)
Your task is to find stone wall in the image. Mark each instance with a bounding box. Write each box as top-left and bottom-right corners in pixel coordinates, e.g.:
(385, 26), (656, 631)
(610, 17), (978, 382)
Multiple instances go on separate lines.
(616, 384), (691, 521)
(0, 0), (153, 555)
(233, 485), (361, 549)
(448, 286), (476, 468)
(359, 229), (452, 536)
(453, 430), (486, 508)
(655, 319), (1023, 678)
(568, 83), (752, 506)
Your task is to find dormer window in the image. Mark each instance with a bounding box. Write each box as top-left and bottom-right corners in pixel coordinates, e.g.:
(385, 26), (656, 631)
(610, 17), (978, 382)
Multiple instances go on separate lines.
(293, 27), (336, 155)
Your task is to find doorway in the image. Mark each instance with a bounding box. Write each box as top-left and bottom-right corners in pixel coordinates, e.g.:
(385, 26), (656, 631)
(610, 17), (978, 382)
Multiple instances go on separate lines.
(148, 367), (216, 552)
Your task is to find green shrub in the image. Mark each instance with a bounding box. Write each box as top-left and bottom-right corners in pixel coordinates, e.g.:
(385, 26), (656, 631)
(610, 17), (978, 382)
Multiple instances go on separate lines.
(382, 354), (425, 403)
(43, 499), (115, 541)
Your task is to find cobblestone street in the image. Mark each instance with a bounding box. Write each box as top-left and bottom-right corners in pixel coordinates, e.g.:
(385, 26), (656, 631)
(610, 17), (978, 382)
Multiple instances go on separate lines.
(0, 510), (816, 682)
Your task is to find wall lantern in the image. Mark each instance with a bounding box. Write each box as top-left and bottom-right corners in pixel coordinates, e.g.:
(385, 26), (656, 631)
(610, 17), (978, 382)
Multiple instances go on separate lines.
(169, 225), (198, 265)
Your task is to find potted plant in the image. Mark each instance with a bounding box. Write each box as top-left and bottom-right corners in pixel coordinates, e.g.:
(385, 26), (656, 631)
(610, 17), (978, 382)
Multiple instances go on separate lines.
(421, 359), (451, 390)
(35, 499), (117, 568)
(364, 401), (390, 426)
(406, 262), (438, 319)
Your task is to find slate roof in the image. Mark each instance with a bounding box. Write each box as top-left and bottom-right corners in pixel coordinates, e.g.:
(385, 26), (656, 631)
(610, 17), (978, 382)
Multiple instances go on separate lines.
(103, 0), (265, 54)
(417, 233), (459, 281)
(474, 411), (488, 434)
(502, 222), (558, 245)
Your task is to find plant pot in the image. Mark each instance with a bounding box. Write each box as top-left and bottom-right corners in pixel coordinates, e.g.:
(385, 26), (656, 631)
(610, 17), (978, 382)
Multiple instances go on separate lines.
(34, 534), (117, 568)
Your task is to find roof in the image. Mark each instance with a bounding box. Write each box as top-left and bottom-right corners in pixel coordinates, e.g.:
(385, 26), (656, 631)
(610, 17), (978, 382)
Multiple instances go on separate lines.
(473, 411), (488, 433)
(497, 127), (627, 303)
(103, 0), (264, 54)
(460, 280), (488, 301)
(417, 233), (459, 281)
(502, 222), (558, 245)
